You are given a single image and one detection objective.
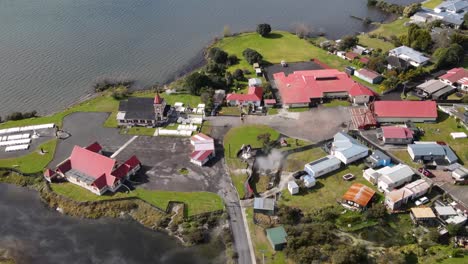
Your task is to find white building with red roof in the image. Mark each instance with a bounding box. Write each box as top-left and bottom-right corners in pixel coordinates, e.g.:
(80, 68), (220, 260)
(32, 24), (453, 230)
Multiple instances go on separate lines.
(190, 133), (215, 166)
(439, 68), (468, 92)
(348, 83), (376, 104)
(226, 86), (263, 107)
(372, 101), (438, 123)
(44, 142), (141, 195)
(273, 69), (375, 107)
(377, 126), (414, 145)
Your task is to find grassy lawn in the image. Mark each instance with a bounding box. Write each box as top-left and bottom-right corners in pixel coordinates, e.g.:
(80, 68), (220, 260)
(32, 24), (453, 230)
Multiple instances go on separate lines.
(224, 125), (280, 167)
(215, 31), (318, 73)
(245, 208), (287, 264)
(284, 147), (326, 172)
(51, 182), (224, 217)
(417, 112), (468, 165)
(369, 18), (410, 38)
(389, 149), (418, 166)
(124, 127), (156, 136)
(0, 139), (57, 173)
(287, 107), (310, 112)
(322, 100), (351, 108)
(358, 34), (395, 53)
(423, 0), (443, 9)
(279, 164), (381, 213)
(279, 138), (311, 151)
(267, 108), (279, 115)
(231, 173), (248, 199)
(200, 121), (213, 136)
(219, 106), (242, 116)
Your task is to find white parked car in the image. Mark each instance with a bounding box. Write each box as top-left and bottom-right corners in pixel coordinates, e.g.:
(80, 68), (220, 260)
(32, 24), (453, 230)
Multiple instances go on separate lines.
(415, 197), (429, 206)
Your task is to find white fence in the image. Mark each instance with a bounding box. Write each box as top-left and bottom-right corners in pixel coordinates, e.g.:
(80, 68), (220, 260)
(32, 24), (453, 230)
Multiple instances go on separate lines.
(0, 123), (54, 135)
(177, 124), (198, 131)
(157, 129), (192, 137)
(0, 139), (31, 146)
(7, 133), (30, 141)
(5, 144), (29, 152)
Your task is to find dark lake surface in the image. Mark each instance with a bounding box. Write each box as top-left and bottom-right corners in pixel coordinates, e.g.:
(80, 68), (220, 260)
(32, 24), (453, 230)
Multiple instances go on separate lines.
(0, 184), (224, 264)
(0, 0), (419, 115)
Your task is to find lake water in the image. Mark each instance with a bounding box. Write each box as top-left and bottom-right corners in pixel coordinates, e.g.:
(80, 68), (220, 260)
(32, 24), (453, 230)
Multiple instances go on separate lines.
(0, 0), (420, 116)
(0, 184), (224, 264)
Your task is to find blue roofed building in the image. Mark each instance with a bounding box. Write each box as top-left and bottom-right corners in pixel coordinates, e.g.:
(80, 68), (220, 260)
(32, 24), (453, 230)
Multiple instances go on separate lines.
(367, 150), (392, 168)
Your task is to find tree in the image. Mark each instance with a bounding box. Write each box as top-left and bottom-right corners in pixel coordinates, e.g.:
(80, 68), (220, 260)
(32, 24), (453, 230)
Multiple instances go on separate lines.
(376, 250), (406, 264)
(225, 71), (233, 87)
(256, 23), (272, 37)
(204, 61), (226, 75)
(242, 48), (263, 65)
(379, 76), (400, 93)
(332, 245), (368, 264)
(226, 55), (239, 66)
(451, 33), (468, 50)
(433, 44), (464, 69)
(208, 47), (228, 64)
(406, 25), (432, 52)
(367, 0), (377, 6)
(447, 224), (461, 236)
(464, 12), (468, 28)
(367, 55), (387, 73)
(257, 133), (271, 147)
(232, 69), (244, 80)
(338, 35), (358, 50)
(185, 72), (212, 95)
(366, 203), (387, 219)
(111, 86), (129, 99)
(200, 87), (215, 111)
(223, 25), (231, 37)
(403, 3), (421, 18)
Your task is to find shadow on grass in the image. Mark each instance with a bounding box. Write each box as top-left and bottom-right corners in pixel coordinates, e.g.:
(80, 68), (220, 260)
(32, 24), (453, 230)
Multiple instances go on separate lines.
(265, 33), (283, 39)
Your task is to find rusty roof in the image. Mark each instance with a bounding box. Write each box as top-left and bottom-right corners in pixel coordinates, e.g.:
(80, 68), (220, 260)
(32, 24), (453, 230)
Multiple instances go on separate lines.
(342, 183), (375, 207)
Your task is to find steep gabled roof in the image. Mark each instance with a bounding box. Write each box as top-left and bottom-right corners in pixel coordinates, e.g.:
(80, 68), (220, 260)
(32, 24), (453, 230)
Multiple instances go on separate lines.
(226, 86), (263, 102)
(439, 68), (468, 83)
(348, 83), (376, 96)
(381, 126), (414, 139)
(85, 142), (103, 153)
(373, 101), (437, 118)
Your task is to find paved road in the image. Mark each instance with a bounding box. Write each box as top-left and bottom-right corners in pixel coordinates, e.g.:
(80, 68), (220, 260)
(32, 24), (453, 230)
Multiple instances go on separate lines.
(208, 122), (255, 264)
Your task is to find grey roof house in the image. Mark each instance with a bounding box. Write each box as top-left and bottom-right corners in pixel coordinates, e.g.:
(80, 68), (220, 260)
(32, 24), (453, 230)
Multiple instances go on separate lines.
(253, 197), (275, 215)
(415, 79), (456, 100)
(407, 142), (458, 164)
(388, 46), (430, 67)
(331, 132), (369, 164)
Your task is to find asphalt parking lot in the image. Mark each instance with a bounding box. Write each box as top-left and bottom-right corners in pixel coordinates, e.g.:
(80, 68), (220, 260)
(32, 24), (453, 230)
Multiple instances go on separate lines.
(49, 112), (229, 193)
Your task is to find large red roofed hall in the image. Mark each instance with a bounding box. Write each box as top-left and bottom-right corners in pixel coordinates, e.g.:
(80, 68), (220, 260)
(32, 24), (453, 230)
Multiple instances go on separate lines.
(372, 101), (437, 123)
(273, 69), (374, 107)
(44, 142), (141, 195)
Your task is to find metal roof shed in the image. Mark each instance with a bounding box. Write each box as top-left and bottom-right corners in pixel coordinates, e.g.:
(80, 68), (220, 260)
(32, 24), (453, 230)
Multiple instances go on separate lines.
(266, 226), (287, 251)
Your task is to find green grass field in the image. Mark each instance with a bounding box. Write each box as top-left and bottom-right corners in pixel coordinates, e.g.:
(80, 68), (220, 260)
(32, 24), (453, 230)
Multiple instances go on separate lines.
(284, 147), (326, 172)
(133, 91), (202, 107)
(423, 0), (443, 9)
(322, 100), (352, 108)
(358, 34), (395, 53)
(0, 139), (57, 173)
(124, 127), (156, 136)
(51, 182), (224, 216)
(369, 18), (410, 38)
(279, 164), (381, 213)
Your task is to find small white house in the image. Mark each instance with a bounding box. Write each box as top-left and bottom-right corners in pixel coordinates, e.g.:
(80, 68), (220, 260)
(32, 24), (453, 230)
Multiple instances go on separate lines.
(288, 181), (299, 195)
(376, 164), (414, 193)
(303, 175), (316, 188)
(331, 132), (369, 164)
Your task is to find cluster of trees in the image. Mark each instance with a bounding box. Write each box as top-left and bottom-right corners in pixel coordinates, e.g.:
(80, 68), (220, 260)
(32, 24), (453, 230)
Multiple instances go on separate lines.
(337, 35), (359, 51)
(256, 24), (272, 37)
(207, 47), (238, 65)
(403, 3), (421, 18)
(1, 111), (38, 122)
(369, 0), (405, 15)
(242, 48), (263, 65)
(433, 43), (465, 69)
(400, 24), (432, 53)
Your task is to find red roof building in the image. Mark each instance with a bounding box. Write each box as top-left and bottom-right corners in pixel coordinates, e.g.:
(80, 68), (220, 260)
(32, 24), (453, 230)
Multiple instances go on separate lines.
(439, 68), (468, 85)
(378, 126), (414, 144)
(44, 142), (141, 195)
(342, 183), (375, 209)
(348, 83), (376, 105)
(359, 57), (370, 65)
(273, 69), (373, 107)
(85, 142), (103, 153)
(373, 101), (438, 123)
(345, 52), (359, 61)
(264, 99), (277, 106)
(154, 93), (164, 104)
(190, 133), (215, 166)
(226, 86), (263, 106)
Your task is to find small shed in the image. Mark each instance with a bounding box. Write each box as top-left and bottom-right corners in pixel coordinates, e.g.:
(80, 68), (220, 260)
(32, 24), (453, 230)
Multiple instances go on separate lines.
(410, 207), (437, 226)
(288, 181), (299, 195)
(345, 66), (355, 76)
(303, 175), (316, 188)
(255, 68), (262, 76)
(450, 132), (467, 139)
(253, 63), (260, 69)
(434, 206), (458, 220)
(253, 197), (275, 215)
(266, 226), (287, 251)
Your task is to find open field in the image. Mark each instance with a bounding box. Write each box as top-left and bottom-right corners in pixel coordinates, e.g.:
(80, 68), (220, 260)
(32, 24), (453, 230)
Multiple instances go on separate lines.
(322, 100), (351, 108)
(422, 0), (443, 9)
(418, 112), (468, 165)
(124, 127), (156, 136)
(358, 34), (395, 53)
(284, 147), (326, 172)
(133, 91), (202, 107)
(51, 182), (224, 216)
(369, 18), (410, 38)
(0, 139), (57, 173)
(279, 164), (382, 213)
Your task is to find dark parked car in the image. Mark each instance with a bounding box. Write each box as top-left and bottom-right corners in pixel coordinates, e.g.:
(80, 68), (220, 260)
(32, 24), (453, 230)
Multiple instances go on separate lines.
(418, 167), (434, 178)
(292, 170), (307, 179)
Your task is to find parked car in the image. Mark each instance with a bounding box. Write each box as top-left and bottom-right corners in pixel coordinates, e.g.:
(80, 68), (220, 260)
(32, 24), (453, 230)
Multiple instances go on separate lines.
(292, 170), (307, 179)
(415, 197), (429, 206)
(418, 167), (435, 178)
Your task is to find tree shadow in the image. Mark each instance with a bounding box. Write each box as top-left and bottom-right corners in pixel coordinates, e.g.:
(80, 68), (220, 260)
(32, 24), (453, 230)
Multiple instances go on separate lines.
(265, 33), (283, 39)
